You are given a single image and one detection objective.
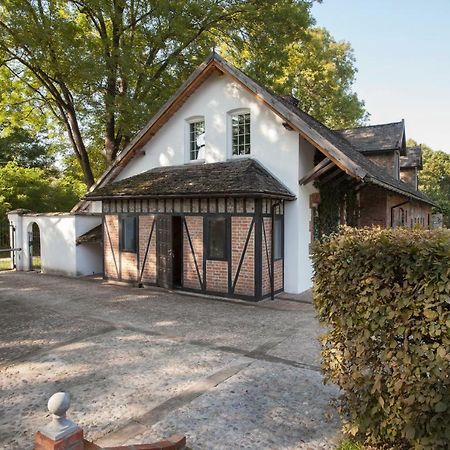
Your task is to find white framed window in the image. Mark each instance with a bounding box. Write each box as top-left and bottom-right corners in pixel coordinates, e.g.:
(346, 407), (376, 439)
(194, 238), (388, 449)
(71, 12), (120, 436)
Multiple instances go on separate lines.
(231, 112), (250, 156)
(188, 119), (205, 161)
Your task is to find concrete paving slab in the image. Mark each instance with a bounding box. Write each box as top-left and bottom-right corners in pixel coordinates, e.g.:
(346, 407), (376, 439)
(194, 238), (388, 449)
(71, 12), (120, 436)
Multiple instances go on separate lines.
(124, 361), (340, 450)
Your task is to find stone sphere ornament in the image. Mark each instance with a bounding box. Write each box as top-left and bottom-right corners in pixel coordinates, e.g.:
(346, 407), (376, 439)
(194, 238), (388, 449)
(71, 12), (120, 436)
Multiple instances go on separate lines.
(48, 392), (71, 418)
(40, 392), (79, 440)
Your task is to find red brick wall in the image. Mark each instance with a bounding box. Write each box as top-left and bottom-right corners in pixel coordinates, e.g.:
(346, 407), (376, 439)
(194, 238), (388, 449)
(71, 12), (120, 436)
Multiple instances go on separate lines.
(232, 217), (254, 296)
(139, 215), (157, 283)
(358, 185), (388, 227)
(262, 217), (272, 296)
(183, 216), (203, 290)
(400, 167), (417, 189)
(366, 152), (399, 178)
(262, 217), (283, 296)
(120, 251), (138, 281)
(206, 260), (228, 293)
(104, 215), (120, 279)
(387, 193), (432, 228)
(274, 259), (283, 292)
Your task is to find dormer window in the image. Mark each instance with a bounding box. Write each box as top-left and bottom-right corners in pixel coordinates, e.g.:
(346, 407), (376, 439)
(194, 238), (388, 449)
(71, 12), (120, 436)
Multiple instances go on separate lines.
(231, 112), (250, 156)
(189, 120), (205, 161)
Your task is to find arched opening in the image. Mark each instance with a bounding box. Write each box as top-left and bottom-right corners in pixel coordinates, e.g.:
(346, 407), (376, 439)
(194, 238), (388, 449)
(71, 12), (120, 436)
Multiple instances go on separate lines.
(28, 222), (41, 271)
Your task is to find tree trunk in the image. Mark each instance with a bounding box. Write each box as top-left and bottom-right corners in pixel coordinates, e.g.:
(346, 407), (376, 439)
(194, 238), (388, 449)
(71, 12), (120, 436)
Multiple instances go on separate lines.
(66, 107), (95, 188)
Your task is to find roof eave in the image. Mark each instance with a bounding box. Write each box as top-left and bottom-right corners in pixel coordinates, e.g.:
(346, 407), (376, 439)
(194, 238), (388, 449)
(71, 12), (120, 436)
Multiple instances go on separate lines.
(85, 191), (296, 202)
(365, 176), (436, 207)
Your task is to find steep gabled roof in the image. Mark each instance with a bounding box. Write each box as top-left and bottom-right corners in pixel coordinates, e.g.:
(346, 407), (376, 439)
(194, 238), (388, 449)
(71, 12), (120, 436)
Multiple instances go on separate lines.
(86, 159), (295, 200)
(400, 145), (423, 169)
(75, 52), (434, 210)
(336, 122), (406, 155)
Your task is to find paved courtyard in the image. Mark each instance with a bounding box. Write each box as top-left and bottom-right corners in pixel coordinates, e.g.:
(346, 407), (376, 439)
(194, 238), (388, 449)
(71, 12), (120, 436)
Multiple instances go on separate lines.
(0, 271), (340, 449)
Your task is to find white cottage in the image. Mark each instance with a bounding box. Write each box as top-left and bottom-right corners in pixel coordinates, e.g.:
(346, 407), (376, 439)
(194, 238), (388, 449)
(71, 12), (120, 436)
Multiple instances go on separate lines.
(9, 53), (433, 300)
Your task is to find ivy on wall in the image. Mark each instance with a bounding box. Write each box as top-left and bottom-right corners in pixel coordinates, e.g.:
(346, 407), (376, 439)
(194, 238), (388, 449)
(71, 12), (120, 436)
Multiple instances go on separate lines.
(315, 181), (358, 237)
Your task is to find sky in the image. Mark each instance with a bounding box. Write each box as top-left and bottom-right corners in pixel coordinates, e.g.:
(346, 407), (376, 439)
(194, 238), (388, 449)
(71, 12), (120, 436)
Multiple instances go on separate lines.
(311, 0), (450, 153)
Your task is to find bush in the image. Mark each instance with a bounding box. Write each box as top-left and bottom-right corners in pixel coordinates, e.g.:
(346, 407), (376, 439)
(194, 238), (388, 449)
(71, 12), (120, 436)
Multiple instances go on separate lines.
(312, 227), (450, 449)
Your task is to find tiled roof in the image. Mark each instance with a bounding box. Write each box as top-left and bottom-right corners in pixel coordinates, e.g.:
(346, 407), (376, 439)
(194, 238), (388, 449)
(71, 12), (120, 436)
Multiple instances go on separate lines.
(275, 95), (434, 205)
(85, 158), (295, 200)
(76, 225), (102, 245)
(336, 122), (405, 154)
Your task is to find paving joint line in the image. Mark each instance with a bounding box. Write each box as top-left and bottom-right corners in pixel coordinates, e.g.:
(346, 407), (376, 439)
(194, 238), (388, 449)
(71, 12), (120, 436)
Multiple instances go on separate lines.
(94, 361), (253, 447)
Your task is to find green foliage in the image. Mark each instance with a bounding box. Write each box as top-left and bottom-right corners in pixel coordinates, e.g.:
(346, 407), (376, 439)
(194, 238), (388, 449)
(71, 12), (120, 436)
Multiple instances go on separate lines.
(0, 161), (85, 216)
(276, 28), (368, 128)
(223, 26), (367, 128)
(0, 127), (55, 169)
(315, 182), (358, 237)
(0, 0), (367, 186)
(336, 440), (364, 450)
(415, 142), (450, 226)
(312, 227), (450, 449)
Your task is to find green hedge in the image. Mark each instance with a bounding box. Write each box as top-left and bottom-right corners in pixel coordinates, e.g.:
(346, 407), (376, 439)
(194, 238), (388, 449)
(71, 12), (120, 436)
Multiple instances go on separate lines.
(312, 227), (450, 449)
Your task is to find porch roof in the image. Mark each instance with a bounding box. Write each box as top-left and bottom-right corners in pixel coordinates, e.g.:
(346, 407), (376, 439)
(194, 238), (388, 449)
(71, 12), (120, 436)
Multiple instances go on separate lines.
(76, 224), (102, 245)
(85, 158), (296, 201)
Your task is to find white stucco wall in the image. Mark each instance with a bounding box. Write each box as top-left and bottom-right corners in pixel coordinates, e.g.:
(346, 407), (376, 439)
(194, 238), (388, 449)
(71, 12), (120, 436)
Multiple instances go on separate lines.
(114, 72), (315, 293)
(7, 212), (102, 277)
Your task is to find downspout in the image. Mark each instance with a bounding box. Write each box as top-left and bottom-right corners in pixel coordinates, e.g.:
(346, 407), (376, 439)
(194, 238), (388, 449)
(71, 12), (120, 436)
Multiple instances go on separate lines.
(271, 201), (282, 300)
(390, 200), (410, 227)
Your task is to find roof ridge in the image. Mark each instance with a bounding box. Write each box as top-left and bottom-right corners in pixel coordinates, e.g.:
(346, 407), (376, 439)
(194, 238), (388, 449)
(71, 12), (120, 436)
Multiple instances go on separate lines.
(336, 121), (404, 132)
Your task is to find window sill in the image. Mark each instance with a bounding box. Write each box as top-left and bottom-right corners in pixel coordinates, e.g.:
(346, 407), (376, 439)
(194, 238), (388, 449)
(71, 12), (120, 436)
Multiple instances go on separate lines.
(187, 159), (206, 164)
(120, 249), (137, 254)
(230, 154), (251, 159)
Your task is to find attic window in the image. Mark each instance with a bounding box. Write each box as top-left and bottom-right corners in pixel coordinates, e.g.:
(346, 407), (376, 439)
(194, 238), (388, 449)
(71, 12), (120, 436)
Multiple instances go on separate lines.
(232, 112), (250, 156)
(189, 120), (205, 160)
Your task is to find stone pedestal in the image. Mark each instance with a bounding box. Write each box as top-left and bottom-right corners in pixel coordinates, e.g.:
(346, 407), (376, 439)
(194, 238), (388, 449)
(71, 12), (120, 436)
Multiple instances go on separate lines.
(35, 392), (84, 450)
(35, 428), (84, 450)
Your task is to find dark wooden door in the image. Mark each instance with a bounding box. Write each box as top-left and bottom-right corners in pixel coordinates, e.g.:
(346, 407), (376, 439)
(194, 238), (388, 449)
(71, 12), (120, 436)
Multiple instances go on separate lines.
(156, 215), (173, 289)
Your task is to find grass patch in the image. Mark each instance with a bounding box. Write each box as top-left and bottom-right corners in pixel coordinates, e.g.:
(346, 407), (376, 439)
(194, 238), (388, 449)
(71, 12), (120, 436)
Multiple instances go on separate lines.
(0, 254), (11, 270)
(32, 256), (41, 270)
(336, 441), (364, 450)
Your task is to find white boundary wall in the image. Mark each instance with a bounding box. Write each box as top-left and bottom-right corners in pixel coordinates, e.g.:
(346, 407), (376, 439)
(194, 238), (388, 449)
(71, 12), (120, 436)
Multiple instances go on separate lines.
(7, 211), (102, 276)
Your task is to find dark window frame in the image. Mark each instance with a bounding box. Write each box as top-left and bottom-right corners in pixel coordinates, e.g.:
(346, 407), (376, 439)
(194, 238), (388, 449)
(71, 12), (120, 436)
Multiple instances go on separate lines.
(273, 215), (283, 261)
(119, 215), (138, 253)
(206, 215), (229, 261)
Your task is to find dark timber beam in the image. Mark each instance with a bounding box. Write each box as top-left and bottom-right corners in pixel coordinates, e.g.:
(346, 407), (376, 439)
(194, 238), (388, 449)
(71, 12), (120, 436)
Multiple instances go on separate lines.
(299, 158), (335, 185)
(320, 167), (344, 184)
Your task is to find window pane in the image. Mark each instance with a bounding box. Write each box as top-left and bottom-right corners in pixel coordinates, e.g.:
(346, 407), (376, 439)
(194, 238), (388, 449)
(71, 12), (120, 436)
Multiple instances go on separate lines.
(190, 120), (205, 160)
(274, 216), (283, 260)
(122, 216), (137, 252)
(208, 217), (227, 260)
(232, 113), (250, 155)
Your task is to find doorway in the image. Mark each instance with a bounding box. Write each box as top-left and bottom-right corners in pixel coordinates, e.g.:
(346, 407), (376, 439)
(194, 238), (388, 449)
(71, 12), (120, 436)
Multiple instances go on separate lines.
(156, 215), (184, 289)
(172, 216), (183, 288)
(28, 222), (41, 271)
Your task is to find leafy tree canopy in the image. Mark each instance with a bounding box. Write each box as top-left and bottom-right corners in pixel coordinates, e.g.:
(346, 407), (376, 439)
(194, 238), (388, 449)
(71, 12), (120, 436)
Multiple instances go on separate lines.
(0, 0), (367, 188)
(226, 27), (368, 129)
(0, 127), (55, 169)
(409, 139), (450, 226)
(0, 161), (85, 216)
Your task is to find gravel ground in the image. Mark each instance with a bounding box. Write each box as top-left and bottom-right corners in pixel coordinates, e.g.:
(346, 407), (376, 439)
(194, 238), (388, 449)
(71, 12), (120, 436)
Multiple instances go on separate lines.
(0, 272), (340, 449)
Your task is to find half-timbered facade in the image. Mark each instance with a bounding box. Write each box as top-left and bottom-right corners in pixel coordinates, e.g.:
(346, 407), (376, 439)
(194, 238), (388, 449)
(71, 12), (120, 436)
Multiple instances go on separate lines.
(88, 160), (291, 300)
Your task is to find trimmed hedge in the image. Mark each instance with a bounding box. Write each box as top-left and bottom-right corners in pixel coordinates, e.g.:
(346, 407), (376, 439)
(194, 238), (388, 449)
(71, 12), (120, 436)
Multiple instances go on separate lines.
(312, 227), (450, 449)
